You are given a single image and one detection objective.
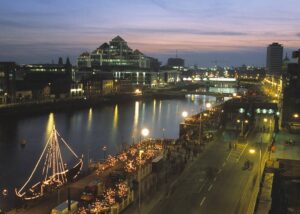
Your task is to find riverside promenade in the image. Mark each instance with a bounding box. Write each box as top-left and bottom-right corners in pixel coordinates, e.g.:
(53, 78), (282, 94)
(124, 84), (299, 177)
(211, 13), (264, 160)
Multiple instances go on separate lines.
(7, 139), (165, 214)
(6, 97), (225, 214)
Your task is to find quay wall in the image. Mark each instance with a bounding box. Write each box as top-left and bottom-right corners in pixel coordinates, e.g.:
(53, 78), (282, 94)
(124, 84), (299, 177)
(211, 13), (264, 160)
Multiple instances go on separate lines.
(0, 92), (186, 117)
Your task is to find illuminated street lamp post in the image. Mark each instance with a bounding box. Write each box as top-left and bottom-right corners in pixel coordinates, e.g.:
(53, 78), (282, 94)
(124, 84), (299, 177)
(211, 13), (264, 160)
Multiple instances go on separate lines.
(249, 149), (256, 154)
(135, 89), (142, 95)
(140, 128), (149, 143)
(162, 128), (166, 139)
(1, 188), (8, 213)
(138, 149), (144, 210)
(182, 111), (188, 118)
(263, 117), (268, 132)
(237, 119), (248, 137)
(293, 113), (299, 119)
(102, 145), (107, 160)
(206, 102), (212, 109)
(199, 103), (211, 144)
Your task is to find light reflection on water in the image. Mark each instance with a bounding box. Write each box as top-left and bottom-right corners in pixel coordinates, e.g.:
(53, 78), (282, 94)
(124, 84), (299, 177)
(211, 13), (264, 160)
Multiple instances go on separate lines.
(0, 96), (217, 204)
(87, 107), (93, 131)
(113, 104), (118, 129)
(46, 112), (54, 140)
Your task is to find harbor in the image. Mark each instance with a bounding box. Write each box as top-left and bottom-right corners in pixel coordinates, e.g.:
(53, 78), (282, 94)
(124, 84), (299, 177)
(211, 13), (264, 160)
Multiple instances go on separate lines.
(7, 102), (221, 214)
(0, 95), (219, 212)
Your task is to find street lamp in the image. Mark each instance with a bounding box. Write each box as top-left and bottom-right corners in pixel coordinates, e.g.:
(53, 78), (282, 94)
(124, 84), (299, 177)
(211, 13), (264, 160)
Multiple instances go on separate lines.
(162, 128), (165, 139)
(182, 111), (188, 118)
(1, 189), (8, 213)
(2, 189), (8, 197)
(237, 119), (248, 137)
(293, 113), (299, 119)
(102, 145), (107, 160)
(138, 149), (144, 209)
(135, 89), (142, 95)
(199, 102), (211, 144)
(206, 103), (212, 109)
(263, 118), (268, 132)
(141, 128), (149, 138)
(249, 149), (256, 154)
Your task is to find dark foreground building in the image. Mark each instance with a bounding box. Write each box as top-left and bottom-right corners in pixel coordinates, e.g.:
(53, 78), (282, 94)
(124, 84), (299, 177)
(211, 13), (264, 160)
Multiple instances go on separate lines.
(282, 49), (300, 131)
(0, 62), (16, 103)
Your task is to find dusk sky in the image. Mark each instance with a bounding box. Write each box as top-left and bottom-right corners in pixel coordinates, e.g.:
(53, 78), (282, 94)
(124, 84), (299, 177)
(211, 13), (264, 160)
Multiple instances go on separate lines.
(0, 0), (300, 66)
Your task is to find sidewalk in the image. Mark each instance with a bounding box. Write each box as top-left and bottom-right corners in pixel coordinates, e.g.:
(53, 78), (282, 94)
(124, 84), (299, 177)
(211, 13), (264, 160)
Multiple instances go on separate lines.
(254, 129), (300, 214)
(271, 130), (300, 160)
(122, 133), (223, 214)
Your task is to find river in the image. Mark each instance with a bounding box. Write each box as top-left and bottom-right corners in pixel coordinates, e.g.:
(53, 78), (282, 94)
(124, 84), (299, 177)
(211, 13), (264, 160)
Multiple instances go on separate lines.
(0, 95), (219, 208)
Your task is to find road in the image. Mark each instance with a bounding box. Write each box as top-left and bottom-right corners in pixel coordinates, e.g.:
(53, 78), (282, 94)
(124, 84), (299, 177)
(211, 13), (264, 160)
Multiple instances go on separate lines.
(149, 129), (272, 214)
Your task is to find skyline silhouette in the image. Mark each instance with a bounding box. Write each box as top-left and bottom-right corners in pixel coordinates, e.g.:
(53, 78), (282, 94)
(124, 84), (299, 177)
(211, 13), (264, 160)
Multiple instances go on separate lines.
(0, 0), (300, 66)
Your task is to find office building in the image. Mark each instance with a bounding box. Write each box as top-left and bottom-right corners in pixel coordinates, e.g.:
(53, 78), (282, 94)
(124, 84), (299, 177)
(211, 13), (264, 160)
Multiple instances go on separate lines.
(167, 58), (185, 69)
(282, 49), (300, 131)
(266, 43), (283, 75)
(263, 43), (284, 99)
(78, 36), (152, 70)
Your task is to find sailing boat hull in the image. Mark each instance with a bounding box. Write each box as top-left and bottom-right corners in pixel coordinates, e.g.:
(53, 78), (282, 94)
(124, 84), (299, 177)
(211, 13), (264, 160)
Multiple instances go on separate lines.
(16, 159), (83, 201)
(15, 126), (84, 201)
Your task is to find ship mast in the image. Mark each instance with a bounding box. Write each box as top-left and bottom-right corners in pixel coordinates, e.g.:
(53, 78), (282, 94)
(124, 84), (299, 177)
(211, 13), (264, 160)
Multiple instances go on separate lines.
(15, 124), (82, 200)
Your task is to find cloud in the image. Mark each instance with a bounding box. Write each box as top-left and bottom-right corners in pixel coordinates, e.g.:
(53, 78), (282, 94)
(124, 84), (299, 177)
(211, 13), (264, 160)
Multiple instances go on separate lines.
(296, 33), (300, 37)
(78, 26), (248, 37)
(150, 0), (169, 11)
(0, 19), (32, 28)
(0, 18), (73, 30)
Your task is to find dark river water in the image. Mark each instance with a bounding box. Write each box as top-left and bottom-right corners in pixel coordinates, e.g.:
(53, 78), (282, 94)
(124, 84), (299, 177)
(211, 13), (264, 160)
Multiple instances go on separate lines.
(0, 95), (218, 208)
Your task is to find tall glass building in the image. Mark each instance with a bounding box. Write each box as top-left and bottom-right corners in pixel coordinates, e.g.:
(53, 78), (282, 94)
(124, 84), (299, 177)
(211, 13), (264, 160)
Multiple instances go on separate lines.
(78, 36), (150, 69)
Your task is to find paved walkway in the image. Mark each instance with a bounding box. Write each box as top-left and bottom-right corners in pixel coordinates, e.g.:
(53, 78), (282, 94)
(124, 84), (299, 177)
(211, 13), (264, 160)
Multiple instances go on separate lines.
(122, 131), (227, 214)
(271, 130), (300, 160)
(254, 129), (300, 214)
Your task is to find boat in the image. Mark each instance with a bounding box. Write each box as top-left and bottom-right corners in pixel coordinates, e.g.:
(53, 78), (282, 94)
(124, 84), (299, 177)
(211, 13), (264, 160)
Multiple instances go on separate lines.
(15, 125), (83, 200)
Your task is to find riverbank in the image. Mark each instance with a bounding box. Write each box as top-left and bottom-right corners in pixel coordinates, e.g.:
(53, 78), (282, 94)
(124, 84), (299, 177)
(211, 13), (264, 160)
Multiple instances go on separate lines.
(0, 92), (186, 118)
(5, 99), (224, 213)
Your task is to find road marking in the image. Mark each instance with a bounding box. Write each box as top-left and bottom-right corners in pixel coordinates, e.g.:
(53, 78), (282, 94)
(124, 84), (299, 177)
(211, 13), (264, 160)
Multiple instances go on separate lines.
(222, 162), (226, 167)
(198, 181), (206, 192)
(208, 184), (213, 191)
(213, 177), (217, 182)
(226, 149), (233, 160)
(237, 141), (249, 162)
(217, 169), (222, 174)
(200, 196), (206, 206)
